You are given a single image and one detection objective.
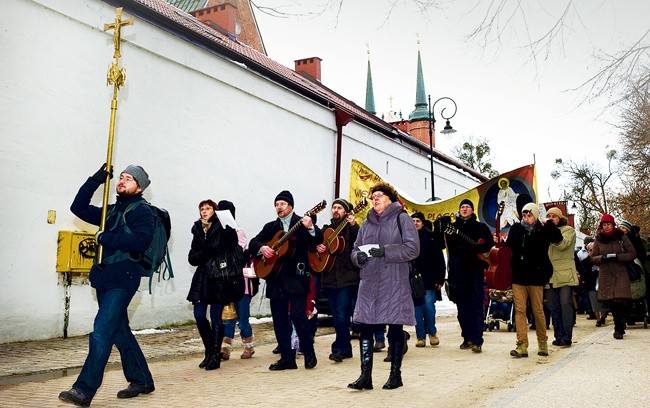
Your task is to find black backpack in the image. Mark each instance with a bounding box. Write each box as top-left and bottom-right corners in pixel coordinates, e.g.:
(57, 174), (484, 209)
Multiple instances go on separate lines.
(102, 199), (174, 293)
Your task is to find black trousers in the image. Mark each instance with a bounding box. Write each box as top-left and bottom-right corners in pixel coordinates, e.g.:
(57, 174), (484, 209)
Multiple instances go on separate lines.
(270, 295), (314, 362)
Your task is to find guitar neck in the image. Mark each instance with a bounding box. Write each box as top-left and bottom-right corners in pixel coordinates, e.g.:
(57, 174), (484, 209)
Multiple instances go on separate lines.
(324, 199), (366, 246)
(451, 227), (478, 246)
(327, 220), (349, 246)
(273, 217), (304, 250)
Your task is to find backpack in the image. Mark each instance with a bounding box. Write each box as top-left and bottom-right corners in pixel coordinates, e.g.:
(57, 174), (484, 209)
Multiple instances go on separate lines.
(102, 199), (174, 293)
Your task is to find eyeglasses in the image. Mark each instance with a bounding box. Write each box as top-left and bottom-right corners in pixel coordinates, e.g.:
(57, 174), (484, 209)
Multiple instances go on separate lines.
(371, 192), (385, 199)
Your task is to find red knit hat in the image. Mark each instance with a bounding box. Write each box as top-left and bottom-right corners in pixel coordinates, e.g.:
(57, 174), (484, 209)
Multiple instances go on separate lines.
(599, 213), (615, 227)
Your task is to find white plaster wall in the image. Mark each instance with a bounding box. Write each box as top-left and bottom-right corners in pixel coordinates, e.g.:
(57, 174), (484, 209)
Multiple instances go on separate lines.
(0, 0), (479, 343)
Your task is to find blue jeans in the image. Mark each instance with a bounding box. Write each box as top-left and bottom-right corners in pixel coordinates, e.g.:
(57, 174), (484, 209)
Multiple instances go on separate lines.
(546, 286), (575, 342)
(326, 286), (355, 354)
(193, 301), (223, 328)
(414, 289), (438, 339)
(223, 295), (253, 339)
(73, 287), (153, 398)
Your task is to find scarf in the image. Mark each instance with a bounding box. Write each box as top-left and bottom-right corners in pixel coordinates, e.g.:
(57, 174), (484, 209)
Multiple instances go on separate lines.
(521, 219), (536, 232)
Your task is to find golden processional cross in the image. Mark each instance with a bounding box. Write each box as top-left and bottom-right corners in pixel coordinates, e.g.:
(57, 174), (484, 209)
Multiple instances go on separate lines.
(97, 7), (133, 263)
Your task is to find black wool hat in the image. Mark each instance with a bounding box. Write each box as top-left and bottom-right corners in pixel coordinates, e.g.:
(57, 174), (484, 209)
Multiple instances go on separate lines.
(217, 200), (236, 218)
(411, 211), (426, 223)
(332, 198), (352, 212)
(459, 198), (474, 211)
(274, 190), (294, 207)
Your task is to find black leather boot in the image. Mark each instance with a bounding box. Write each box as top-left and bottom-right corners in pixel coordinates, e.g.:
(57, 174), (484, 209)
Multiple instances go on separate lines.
(196, 322), (213, 368)
(348, 338), (373, 390)
(383, 334), (404, 389)
(205, 322), (223, 370)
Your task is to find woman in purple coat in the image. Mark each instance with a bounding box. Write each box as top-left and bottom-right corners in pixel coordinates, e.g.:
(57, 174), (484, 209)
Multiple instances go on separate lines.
(348, 182), (419, 391)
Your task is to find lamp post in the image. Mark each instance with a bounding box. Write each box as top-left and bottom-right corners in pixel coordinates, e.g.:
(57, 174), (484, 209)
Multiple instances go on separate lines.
(427, 95), (457, 201)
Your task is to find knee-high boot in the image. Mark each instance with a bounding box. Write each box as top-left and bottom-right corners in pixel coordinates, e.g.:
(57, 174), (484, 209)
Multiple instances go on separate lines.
(348, 338), (374, 390)
(383, 334), (404, 389)
(196, 322), (214, 368)
(205, 322), (224, 370)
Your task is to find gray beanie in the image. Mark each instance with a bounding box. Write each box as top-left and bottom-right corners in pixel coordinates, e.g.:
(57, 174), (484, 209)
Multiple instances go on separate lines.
(122, 165), (150, 191)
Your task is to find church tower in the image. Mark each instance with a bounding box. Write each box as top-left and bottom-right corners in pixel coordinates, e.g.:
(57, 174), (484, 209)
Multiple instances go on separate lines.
(408, 45), (434, 147)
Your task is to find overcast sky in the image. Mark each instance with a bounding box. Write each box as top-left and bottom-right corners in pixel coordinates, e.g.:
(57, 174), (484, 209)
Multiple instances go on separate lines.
(253, 0), (649, 203)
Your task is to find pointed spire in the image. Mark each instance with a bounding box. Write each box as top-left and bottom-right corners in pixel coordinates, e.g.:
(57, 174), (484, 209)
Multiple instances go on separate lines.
(365, 46), (376, 115)
(409, 38), (429, 121)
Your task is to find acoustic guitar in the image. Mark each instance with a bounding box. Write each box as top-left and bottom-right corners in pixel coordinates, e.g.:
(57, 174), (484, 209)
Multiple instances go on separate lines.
(308, 198), (368, 273)
(489, 201), (513, 290)
(484, 201), (505, 288)
(444, 224), (491, 265)
(253, 200), (327, 278)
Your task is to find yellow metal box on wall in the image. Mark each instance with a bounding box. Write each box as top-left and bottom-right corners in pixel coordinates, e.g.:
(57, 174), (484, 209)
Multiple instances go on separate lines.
(56, 231), (96, 273)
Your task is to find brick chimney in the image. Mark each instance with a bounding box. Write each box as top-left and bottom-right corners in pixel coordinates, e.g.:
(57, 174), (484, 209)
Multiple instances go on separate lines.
(295, 57), (322, 81)
(191, 2), (238, 38)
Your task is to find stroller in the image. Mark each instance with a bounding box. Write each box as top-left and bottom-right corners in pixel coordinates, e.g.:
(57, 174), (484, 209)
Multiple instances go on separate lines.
(485, 288), (515, 332)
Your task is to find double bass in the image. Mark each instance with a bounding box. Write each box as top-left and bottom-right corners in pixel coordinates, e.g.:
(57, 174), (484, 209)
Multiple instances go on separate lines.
(485, 201), (513, 290)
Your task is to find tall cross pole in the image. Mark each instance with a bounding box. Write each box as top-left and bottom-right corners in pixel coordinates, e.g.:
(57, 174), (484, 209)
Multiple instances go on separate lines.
(97, 7), (133, 263)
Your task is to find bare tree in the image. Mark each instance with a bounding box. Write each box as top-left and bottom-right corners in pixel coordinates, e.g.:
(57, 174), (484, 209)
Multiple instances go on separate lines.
(452, 137), (499, 178)
(551, 151), (618, 233)
(463, 1), (650, 104)
(611, 78), (650, 233)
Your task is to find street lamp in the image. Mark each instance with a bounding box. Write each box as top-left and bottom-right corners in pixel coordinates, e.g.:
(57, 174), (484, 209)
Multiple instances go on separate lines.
(427, 95), (457, 201)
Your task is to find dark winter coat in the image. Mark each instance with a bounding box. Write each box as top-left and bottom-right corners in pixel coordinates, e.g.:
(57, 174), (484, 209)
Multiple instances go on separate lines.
(187, 215), (244, 304)
(445, 213), (494, 299)
(590, 229), (636, 302)
(351, 203), (419, 326)
(505, 220), (562, 286)
(320, 220), (360, 290)
(413, 226), (446, 297)
(70, 177), (154, 290)
(248, 213), (323, 299)
(577, 250), (598, 291)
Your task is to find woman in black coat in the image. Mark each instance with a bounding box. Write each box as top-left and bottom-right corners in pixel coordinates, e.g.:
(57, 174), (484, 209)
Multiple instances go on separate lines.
(187, 199), (244, 370)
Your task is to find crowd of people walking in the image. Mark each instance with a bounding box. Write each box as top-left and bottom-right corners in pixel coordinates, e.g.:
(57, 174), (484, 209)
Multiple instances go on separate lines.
(58, 167), (649, 406)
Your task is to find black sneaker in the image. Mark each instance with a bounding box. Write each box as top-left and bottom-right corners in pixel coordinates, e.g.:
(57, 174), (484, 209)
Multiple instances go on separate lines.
(269, 359), (298, 371)
(559, 339), (572, 348)
(117, 383), (155, 399)
(59, 388), (92, 407)
(552, 339), (561, 346)
(459, 341), (474, 350)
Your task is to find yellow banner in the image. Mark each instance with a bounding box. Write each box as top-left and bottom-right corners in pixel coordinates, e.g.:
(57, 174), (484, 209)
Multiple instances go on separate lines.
(348, 159), (537, 233)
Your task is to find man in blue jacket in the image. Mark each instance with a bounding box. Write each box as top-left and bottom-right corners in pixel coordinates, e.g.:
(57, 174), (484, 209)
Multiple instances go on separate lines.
(59, 164), (155, 407)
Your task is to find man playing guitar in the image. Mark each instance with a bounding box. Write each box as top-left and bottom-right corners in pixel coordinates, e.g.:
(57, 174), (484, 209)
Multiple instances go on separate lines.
(444, 198), (494, 353)
(249, 190), (323, 371)
(315, 198), (360, 363)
